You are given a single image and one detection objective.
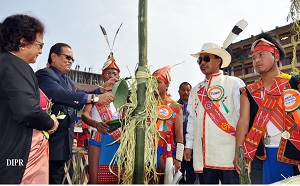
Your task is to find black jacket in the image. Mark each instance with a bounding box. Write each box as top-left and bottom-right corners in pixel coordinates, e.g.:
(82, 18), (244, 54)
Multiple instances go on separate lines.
(0, 52), (53, 184)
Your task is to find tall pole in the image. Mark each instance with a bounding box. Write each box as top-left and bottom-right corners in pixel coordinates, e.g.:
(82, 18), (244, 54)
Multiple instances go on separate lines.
(133, 0), (147, 184)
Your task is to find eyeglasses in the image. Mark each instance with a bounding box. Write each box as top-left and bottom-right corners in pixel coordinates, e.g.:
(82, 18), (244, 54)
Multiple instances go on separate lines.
(197, 55), (211, 65)
(59, 53), (75, 62)
(35, 40), (44, 49)
(104, 71), (119, 77)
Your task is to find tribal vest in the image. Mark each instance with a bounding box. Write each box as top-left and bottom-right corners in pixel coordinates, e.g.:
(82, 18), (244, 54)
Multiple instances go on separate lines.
(191, 73), (244, 172)
(242, 74), (300, 164)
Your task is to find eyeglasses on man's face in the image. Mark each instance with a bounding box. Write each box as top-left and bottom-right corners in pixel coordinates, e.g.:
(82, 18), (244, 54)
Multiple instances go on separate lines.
(35, 40), (44, 49)
(197, 55), (211, 65)
(59, 53), (75, 62)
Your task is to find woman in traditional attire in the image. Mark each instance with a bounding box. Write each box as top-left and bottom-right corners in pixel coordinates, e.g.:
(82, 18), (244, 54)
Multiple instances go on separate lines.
(152, 66), (184, 183)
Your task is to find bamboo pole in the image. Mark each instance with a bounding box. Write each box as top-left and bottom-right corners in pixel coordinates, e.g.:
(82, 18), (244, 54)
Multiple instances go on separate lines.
(133, 0), (148, 184)
(238, 145), (251, 184)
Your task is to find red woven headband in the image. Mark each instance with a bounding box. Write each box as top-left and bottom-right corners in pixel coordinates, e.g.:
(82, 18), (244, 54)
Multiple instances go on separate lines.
(252, 39), (279, 56)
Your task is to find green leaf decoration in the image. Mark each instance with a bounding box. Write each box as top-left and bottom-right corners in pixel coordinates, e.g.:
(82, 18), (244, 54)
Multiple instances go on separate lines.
(106, 118), (124, 132)
(112, 78), (129, 109)
(56, 114), (66, 120)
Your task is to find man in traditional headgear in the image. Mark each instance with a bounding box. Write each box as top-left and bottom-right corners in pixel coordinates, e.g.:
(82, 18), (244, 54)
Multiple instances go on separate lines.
(234, 32), (300, 184)
(184, 42), (245, 184)
(152, 66), (184, 183)
(101, 52), (120, 78)
(82, 52), (122, 184)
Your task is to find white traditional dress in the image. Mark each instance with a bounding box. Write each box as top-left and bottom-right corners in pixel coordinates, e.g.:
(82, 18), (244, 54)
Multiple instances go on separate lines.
(185, 71), (245, 172)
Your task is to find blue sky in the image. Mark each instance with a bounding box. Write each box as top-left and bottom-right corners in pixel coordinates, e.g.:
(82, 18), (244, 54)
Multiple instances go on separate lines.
(0, 0), (292, 100)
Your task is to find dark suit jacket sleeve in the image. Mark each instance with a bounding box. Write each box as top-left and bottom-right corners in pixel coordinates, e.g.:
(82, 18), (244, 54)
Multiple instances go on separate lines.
(36, 68), (89, 110)
(1, 54), (53, 131)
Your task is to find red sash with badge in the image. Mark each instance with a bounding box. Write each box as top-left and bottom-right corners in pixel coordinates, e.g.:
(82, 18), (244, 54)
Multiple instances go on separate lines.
(157, 104), (175, 147)
(197, 85), (236, 136)
(93, 104), (121, 141)
(156, 97), (181, 161)
(95, 103), (113, 122)
(244, 77), (300, 164)
(278, 88), (300, 164)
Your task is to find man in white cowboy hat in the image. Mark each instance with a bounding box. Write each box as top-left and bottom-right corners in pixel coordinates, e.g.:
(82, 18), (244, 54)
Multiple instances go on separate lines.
(183, 42), (245, 184)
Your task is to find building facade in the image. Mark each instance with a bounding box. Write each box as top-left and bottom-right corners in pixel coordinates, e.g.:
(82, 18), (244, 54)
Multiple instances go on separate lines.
(225, 22), (300, 85)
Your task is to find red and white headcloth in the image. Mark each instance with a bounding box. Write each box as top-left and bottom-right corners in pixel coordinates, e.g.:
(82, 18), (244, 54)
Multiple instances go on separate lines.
(251, 38), (279, 57)
(101, 52), (121, 75)
(152, 65), (171, 85)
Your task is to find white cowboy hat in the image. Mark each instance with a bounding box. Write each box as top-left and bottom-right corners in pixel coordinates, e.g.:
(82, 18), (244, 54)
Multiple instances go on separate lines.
(190, 42), (231, 68)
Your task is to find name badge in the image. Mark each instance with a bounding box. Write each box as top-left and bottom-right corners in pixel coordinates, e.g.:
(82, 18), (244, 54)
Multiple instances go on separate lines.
(283, 89), (300, 112)
(207, 85), (224, 101)
(158, 105), (172, 120)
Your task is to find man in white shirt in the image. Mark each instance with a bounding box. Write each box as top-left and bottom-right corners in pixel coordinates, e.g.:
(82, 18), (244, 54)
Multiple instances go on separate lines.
(184, 42), (245, 184)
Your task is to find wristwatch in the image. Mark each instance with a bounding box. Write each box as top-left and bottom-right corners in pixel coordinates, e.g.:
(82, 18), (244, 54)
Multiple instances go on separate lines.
(93, 95), (99, 103)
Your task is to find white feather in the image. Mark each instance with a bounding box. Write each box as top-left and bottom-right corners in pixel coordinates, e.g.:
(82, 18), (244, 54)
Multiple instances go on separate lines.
(164, 157), (174, 184)
(223, 19), (248, 49)
(173, 170), (183, 184)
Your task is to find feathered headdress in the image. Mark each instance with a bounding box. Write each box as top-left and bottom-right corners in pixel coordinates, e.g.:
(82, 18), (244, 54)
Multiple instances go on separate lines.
(99, 22), (123, 74)
(223, 19), (248, 49)
(101, 52), (121, 73)
(191, 19), (248, 68)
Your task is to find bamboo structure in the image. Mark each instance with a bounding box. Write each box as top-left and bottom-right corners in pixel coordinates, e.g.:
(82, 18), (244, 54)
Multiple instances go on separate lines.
(133, 0), (148, 184)
(238, 146), (251, 184)
(288, 0), (300, 75)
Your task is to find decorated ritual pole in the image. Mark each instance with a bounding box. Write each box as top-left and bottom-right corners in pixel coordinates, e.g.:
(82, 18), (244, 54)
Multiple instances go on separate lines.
(287, 0), (300, 75)
(133, 0), (148, 184)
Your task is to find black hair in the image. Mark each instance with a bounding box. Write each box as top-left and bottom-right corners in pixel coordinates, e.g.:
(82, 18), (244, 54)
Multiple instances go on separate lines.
(253, 32), (285, 61)
(48, 43), (72, 64)
(179, 82), (192, 90)
(214, 55), (223, 69)
(0, 14), (45, 52)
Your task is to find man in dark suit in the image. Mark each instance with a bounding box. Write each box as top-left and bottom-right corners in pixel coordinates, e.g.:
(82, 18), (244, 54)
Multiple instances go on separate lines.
(36, 43), (115, 184)
(177, 82), (198, 184)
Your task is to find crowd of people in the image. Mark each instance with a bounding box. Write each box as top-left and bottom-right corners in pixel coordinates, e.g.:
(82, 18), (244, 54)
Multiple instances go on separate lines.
(0, 13), (300, 185)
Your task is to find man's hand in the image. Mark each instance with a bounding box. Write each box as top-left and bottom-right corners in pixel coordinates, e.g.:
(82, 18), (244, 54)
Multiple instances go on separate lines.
(95, 121), (110, 134)
(173, 159), (181, 173)
(233, 155), (241, 174)
(48, 114), (59, 135)
(98, 92), (114, 105)
(101, 77), (118, 92)
(183, 148), (192, 161)
(233, 155), (250, 174)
